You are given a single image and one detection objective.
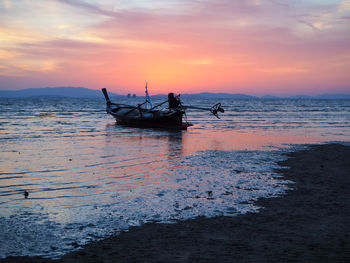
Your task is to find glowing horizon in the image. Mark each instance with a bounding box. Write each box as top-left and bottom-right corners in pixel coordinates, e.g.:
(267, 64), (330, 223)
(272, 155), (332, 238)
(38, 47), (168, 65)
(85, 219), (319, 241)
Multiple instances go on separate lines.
(1, 0), (349, 96)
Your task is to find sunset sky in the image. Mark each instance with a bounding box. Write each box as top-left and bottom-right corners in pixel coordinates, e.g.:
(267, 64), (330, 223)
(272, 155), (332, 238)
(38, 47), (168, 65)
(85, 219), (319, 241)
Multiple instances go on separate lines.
(1, 0), (350, 95)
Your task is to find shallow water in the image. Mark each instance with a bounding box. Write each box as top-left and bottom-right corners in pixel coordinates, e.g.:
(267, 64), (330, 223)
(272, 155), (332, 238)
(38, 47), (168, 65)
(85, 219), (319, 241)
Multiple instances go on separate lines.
(0, 97), (349, 258)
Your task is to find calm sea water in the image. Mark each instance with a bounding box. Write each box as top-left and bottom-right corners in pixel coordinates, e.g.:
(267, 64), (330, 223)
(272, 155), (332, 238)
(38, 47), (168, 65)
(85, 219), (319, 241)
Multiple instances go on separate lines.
(0, 97), (349, 258)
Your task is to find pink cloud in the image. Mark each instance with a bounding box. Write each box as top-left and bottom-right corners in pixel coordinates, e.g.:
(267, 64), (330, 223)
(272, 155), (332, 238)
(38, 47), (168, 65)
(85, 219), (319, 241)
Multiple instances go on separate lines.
(1, 0), (349, 94)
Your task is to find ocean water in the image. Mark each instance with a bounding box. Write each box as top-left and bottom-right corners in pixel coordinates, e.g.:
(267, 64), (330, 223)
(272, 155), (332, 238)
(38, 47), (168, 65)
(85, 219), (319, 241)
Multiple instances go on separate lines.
(0, 97), (349, 258)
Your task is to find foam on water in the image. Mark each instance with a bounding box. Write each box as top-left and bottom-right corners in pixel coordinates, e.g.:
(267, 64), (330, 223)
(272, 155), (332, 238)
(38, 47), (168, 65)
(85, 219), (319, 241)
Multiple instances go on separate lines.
(0, 97), (349, 258)
(0, 148), (292, 258)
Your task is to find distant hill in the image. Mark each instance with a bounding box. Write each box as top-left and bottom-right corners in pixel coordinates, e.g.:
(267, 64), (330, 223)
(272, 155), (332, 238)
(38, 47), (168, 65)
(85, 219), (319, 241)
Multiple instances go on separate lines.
(151, 92), (257, 99)
(0, 87), (121, 98)
(181, 92), (257, 99)
(261, 95), (281, 99)
(262, 94), (350, 99)
(0, 87), (349, 99)
(312, 94), (350, 99)
(154, 92), (350, 99)
(287, 95), (313, 99)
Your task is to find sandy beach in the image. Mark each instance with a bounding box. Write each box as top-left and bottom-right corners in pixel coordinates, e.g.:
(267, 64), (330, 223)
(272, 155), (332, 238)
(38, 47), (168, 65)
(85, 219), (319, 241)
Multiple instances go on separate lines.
(1, 143), (349, 263)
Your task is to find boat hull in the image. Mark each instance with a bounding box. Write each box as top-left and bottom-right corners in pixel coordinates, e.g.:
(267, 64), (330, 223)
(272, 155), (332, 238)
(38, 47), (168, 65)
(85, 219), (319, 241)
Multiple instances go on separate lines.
(106, 105), (190, 130)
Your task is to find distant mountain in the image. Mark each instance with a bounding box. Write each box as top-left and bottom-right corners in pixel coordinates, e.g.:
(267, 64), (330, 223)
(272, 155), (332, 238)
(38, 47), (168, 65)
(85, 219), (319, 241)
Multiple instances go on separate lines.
(0, 87), (120, 98)
(262, 94), (350, 99)
(312, 94), (350, 99)
(261, 95), (281, 99)
(1, 87), (349, 99)
(181, 92), (257, 99)
(152, 92), (257, 99)
(287, 95), (312, 99)
(155, 92), (350, 99)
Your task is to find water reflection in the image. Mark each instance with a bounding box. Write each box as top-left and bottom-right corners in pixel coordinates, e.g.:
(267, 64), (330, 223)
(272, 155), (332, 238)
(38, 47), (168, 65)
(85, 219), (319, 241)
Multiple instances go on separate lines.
(1, 97), (349, 259)
(103, 120), (343, 159)
(104, 123), (184, 163)
(180, 128), (330, 152)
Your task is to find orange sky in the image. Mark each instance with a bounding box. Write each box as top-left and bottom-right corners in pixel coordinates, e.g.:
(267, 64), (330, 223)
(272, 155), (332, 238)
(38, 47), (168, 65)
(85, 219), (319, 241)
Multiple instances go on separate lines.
(1, 0), (350, 95)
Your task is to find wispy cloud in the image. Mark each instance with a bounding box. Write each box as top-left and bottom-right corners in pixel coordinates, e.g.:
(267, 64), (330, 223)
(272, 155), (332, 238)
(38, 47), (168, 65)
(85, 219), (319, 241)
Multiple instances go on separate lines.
(56, 0), (120, 18)
(183, 58), (213, 65)
(261, 66), (309, 74)
(0, 0), (349, 94)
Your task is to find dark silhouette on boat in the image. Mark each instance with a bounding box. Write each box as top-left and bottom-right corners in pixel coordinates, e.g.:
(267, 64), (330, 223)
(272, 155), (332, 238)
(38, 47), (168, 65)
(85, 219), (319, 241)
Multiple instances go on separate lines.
(101, 85), (224, 130)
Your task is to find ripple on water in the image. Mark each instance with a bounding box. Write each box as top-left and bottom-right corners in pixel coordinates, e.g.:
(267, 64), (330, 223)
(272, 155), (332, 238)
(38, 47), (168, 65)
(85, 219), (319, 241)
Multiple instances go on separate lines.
(0, 148), (293, 259)
(0, 97), (349, 259)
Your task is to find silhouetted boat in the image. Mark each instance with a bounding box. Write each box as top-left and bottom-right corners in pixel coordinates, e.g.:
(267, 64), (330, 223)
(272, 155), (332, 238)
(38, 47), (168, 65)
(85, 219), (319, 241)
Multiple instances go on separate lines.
(101, 85), (224, 130)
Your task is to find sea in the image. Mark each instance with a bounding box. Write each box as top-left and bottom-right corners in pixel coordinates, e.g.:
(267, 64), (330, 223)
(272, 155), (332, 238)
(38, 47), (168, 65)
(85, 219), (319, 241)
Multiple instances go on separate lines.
(0, 96), (349, 258)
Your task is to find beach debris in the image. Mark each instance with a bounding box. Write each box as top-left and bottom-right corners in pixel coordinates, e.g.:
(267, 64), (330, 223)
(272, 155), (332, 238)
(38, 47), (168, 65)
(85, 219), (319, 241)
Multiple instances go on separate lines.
(68, 158), (73, 161)
(24, 190), (29, 199)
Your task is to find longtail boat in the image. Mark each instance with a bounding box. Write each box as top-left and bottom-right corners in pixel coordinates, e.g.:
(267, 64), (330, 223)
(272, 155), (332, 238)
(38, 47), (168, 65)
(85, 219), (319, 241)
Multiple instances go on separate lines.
(101, 84), (224, 130)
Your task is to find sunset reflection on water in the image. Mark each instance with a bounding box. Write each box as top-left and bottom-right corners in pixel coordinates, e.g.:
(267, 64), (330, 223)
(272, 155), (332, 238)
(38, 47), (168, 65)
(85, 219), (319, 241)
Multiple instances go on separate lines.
(181, 128), (326, 153)
(0, 119), (343, 211)
(0, 97), (349, 258)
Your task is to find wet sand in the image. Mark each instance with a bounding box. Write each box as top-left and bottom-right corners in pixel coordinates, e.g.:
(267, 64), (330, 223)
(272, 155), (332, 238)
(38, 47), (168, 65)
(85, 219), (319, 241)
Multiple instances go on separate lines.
(2, 143), (350, 263)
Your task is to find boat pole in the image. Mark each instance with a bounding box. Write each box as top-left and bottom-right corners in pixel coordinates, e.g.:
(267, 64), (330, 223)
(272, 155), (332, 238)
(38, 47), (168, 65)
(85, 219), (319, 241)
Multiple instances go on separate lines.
(101, 88), (111, 105)
(148, 100), (168, 111)
(184, 103), (224, 118)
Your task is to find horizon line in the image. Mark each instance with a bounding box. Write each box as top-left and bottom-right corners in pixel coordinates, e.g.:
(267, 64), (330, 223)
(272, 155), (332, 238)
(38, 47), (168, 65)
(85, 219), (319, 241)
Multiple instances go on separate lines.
(1, 86), (350, 98)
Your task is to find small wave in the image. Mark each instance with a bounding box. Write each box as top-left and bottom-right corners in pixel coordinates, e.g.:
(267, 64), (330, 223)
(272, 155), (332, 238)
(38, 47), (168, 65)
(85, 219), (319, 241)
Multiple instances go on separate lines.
(0, 97), (349, 259)
(0, 176), (24, 181)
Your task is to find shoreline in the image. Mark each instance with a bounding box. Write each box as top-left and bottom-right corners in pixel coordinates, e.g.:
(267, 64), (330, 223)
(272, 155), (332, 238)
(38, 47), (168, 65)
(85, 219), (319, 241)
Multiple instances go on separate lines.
(1, 143), (350, 262)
